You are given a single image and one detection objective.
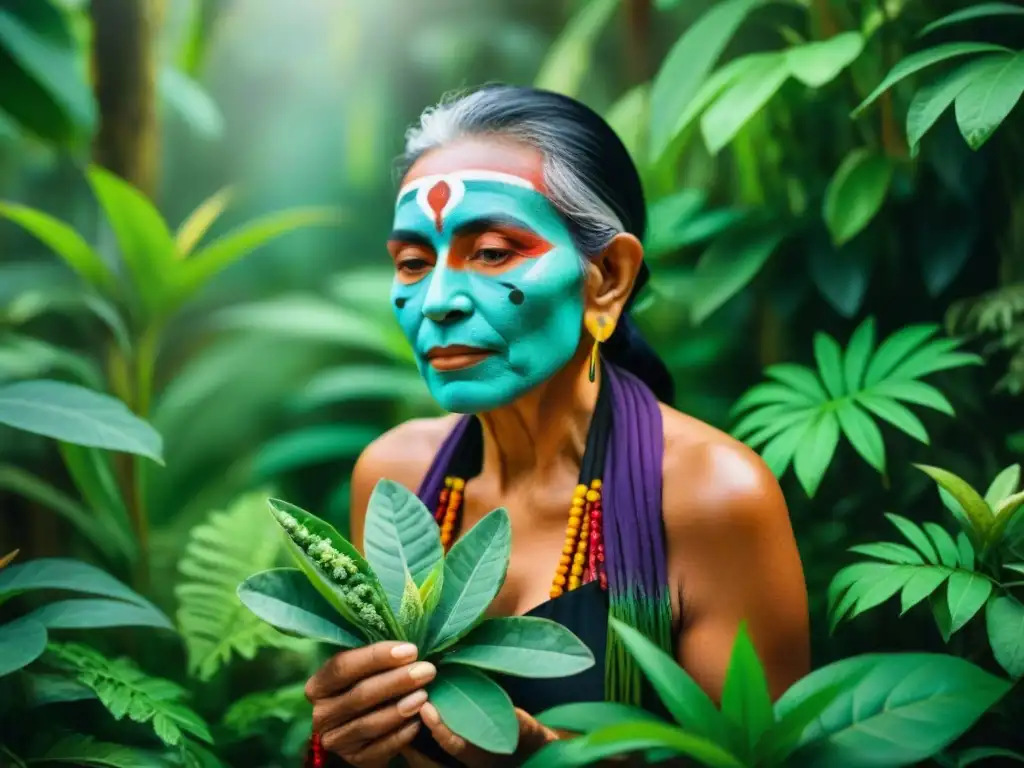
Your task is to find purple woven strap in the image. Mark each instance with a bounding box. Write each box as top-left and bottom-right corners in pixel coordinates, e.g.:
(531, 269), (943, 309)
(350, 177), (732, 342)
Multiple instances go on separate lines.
(603, 362), (667, 598)
(416, 415), (473, 508)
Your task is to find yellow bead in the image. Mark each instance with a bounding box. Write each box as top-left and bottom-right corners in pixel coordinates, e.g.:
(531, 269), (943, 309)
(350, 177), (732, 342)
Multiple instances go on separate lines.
(557, 564), (568, 575)
(567, 527), (579, 539)
(550, 587), (563, 598)
(573, 553), (585, 565)
(590, 479), (602, 489)
(554, 574), (566, 586)
(568, 514), (581, 525)
(444, 477), (453, 488)
(573, 484), (587, 498)
(571, 497), (585, 508)
(571, 564), (584, 577)
(451, 478), (465, 491)
(562, 544), (574, 555)
(586, 490), (600, 502)
(559, 554), (571, 566)
(568, 577), (581, 590)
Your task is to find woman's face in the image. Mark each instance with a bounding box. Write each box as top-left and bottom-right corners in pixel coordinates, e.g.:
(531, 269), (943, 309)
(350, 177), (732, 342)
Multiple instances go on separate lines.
(387, 138), (586, 413)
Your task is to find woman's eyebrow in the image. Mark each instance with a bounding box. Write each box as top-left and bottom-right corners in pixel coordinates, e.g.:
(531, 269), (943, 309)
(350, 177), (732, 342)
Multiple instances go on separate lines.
(452, 215), (538, 238)
(386, 229), (433, 247)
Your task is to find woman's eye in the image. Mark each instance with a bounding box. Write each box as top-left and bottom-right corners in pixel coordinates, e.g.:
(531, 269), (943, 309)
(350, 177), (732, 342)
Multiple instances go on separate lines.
(473, 248), (514, 266)
(398, 258), (430, 273)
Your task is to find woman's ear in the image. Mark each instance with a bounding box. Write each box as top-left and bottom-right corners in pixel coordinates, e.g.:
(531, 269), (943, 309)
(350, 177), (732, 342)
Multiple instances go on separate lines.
(584, 233), (644, 322)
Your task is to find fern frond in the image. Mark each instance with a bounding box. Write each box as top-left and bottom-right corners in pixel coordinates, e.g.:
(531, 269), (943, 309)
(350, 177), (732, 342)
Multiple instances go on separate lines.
(175, 492), (311, 681)
(43, 642), (212, 747)
(732, 317), (980, 497)
(222, 682), (310, 738)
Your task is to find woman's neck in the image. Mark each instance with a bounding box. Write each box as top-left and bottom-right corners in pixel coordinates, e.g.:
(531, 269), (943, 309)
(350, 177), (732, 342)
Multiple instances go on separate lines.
(476, 347), (599, 491)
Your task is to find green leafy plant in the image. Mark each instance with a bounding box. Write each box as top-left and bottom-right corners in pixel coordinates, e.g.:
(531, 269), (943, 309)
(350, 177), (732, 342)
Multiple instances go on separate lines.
(523, 619), (1011, 767)
(853, 3), (1024, 153)
(237, 479), (595, 754)
(830, 463), (1024, 679)
(732, 317), (980, 496)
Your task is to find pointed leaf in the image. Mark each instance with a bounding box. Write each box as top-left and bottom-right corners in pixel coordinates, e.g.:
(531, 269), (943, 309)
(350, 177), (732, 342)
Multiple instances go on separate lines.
(742, 409), (816, 450)
(609, 618), (727, 742)
(533, 0), (619, 97)
(536, 702), (662, 734)
(0, 380), (163, 463)
(849, 542), (923, 564)
(0, 557), (155, 608)
(823, 150), (893, 246)
(869, 379), (954, 414)
(0, 203), (115, 292)
(945, 571), (993, 635)
(900, 568), (950, 614)
(958, 532), (976, 570)
(731, 382), (817, 415)
(701, 56), (789, 155)
(786, 32), (864, 88)
(428, 665), (519, 754)
(813, 333), (846, 398)
(690, 223), (785, 323)
(793, 411), (840, 497)
(427, 508), (511, 652)
(720, 624), (773, 753)
(762, 678), (855, 765)
(918, 3), (1024, 38)
(176, 186), (233, 256)
(441, 616), (594, 678)
(957, 746), (1024, 766)
(843, 318), (875, 393)
(765, 363), (830, 401)
(916, 465), (993, 538)
(828, 562), (891, 613)
(560, 721), (745, 768)
(363, 479), (443, 617)
(836, 401), (885, 472)
(33, 734), (167, 767)
(923, 523), (960, 567)
(0, 617), (47, 677)
(26, 598), (173, 631)
(848, 567), (915, 620)
(856, 393), (929, 444)
(985, 596), (1024, 678)
(853, 42), (1012, 116)
(760, 420), (812, 478)
(782, 653), (1010, 766)
(237, 568), (363, 647)
(397, 569), (427, 645)
(885, 513), (940, 563)
(986, 465), (1021, 507)
(863, 324), (939, 386)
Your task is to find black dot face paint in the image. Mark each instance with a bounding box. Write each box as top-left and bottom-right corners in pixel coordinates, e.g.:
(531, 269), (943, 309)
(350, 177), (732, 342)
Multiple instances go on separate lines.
(500, 282), (524, 305)
(395, 297), (407, 309)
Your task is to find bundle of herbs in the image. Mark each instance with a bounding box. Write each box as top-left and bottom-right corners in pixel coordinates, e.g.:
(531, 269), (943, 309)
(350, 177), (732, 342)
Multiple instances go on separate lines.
(237, 479), (595, 754)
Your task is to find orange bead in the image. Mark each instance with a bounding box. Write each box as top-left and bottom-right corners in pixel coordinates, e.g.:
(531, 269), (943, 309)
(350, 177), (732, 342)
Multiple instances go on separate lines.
(554, 574), (566, 587)
(559, 554), (571, 566)
(550, 587), (563, 598)
(556, 564), (568, 575)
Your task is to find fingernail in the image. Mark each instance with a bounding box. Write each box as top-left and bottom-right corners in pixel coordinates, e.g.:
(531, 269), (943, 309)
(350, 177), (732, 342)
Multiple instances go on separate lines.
(409, 661), (436, 681)
(397, 689), (428, 716)
(392, 643), (417, 660)
(420, 702), (440, 726)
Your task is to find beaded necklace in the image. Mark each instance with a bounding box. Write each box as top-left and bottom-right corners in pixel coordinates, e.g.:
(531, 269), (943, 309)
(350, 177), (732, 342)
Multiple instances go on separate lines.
(431, 369), (612, 600)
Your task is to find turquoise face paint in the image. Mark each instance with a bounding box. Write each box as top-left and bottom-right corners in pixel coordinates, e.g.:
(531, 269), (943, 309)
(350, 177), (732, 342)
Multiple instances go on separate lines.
(389, 173), (585, 413)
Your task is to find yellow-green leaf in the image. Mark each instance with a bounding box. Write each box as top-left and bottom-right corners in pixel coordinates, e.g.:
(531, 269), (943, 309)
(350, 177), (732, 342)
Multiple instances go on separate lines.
(176, 186), (233, 257)
(823, 149), (893, 246)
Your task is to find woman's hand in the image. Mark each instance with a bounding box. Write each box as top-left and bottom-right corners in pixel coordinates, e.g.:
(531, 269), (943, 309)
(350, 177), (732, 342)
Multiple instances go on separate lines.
(306, 641), (437, 767)
(417, 701), (558, 767)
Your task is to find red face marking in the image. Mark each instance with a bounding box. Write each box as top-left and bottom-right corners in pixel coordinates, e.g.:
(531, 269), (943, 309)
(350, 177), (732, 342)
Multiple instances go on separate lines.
(500, 227), (554, 258)
(426, 180), (451, 232)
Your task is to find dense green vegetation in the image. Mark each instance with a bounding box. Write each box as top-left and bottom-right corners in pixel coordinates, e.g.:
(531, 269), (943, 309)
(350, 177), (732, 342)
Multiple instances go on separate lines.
(1, 0), (1023, 765)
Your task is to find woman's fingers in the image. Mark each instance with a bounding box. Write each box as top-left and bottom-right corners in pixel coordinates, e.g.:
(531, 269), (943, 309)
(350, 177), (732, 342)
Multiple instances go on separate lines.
(306, 641), (419, 701)
(419, 702), (483, 763)
(347, 719), (423, 766)
(321, 689), (428, 756)
(313, 661), (436, 733)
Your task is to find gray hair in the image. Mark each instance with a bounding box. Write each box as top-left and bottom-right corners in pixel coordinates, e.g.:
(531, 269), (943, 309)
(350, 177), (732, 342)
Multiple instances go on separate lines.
(401, 88), (627, 258)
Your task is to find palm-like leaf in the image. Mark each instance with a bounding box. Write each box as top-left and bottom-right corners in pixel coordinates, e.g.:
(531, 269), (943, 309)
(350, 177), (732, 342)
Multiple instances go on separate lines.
(174, 493), (310, 682)
(732, 318), (980, 496)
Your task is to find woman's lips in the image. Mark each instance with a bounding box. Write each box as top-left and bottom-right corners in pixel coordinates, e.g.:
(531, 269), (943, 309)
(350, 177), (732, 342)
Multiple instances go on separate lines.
(425, 345), (495, 371)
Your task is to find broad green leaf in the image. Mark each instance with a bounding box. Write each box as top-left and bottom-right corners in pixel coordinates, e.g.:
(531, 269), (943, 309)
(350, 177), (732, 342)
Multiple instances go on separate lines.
(0, 617), (47, 676)
(915, 465), (993, 538)
(868, 379), (953, 415)
(648, 0), (765, 160)
(985, 464), (1020, 507)
(0, 558), (154, 608)
(786, 32), (864, 87)
(783, 653), (1010, 766)
(857, 393), (929, 444)
(701, 56), (789, 154)
(533, 0), (619, 97)
(363, 478), (443, 616)
(566, 722), (745, 768)
(923, 523), (960, 567)
(427, 508), (511, 652)
(0, 203), (114, 292)
(853, 42), (1013, 116)
(237, 568), (363, 647)
(885, 513), (940, 563)
(793, 411), (840, 498)
(26, 598), (173, 631)
(954, 52), (1024, 149)
(814, 333), (845, 398)
(992, 492), (1024, 544)
(985, 595), (1024, 678)
(957, 533), (976, 570)
(762, 678), (856, 765)
(536, 702), (662, 734)
(887, 349), (981, 381)
(159, 67), (224, 141)
(30, 734), (167, 767)
(823, 149), (893, 246)
(945, 571), (993, 634)
(442, 616), (594, 678)
(918, 3), (1024, 38)
(848, 567), (915, 620)
(765, 364), (829, 401)
(836, 401), (885, 472)
(907, 56), (1009, 154)
(608, 618), (726, 742)
(843, 318), (875, 393)
(828, 562), (892, 613)
(605, 83), (649, 160)
(849, 542), (923, 564)
(690, 223), (785, 323)
(720, 624), (773, 755)
(760, 420), (812, 478)
(428, 665), (518, 754)
(171, 208), (340, 309)
(933, 589), (955, 642)
(86, 166), (176, 315)
(176, 186), (233, 256)
(0, 380), (163, 463)
(22, 673), (95, 708)
(267, 498), (393, 638)
(900, 568), (949, 614)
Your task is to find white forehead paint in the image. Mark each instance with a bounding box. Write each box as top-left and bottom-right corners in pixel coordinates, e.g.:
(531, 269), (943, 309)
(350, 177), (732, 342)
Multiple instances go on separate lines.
(396, 169), (537, 204)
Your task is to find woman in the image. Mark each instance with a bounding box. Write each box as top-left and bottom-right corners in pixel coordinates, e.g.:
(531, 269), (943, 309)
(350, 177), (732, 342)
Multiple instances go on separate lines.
(303, 85), (809, 768)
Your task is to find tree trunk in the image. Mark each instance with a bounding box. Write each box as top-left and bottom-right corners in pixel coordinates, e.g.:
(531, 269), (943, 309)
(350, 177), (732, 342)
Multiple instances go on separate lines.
(90, 0), (166, 197)
(623, 0), (652, 84)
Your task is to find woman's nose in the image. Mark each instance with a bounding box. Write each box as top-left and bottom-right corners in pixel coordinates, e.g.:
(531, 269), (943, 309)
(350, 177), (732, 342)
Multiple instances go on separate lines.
(421, 263), (473, 323)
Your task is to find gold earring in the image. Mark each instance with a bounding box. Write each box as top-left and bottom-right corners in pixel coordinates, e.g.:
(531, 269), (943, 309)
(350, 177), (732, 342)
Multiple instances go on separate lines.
(585, 313), (614, 382)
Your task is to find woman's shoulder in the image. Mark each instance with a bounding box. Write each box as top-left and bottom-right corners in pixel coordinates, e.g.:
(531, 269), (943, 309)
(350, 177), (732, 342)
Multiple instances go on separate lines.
(352, 414), (463, 496)
(656, 403), (789, 537)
